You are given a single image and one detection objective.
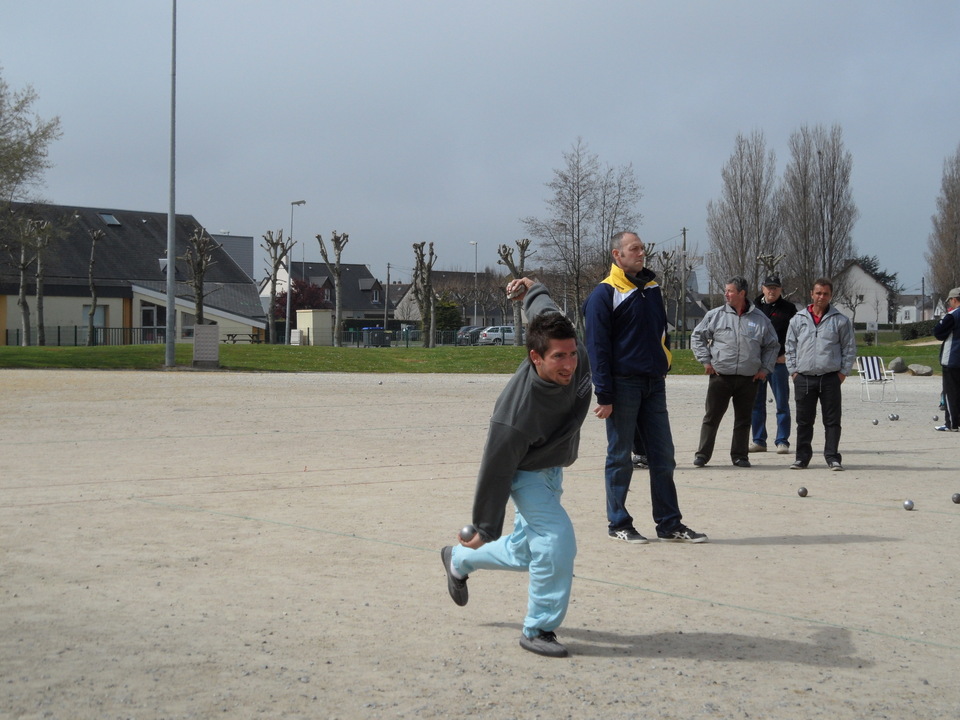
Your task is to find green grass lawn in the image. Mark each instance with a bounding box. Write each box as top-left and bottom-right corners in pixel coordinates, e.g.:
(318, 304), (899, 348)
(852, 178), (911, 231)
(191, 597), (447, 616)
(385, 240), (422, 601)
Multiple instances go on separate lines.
(0, 340), (943, 374)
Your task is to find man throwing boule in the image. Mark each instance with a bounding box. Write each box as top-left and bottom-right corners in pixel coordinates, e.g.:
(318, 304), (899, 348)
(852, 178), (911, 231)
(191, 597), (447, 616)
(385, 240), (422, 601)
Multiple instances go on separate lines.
(441, 277), (592, 658)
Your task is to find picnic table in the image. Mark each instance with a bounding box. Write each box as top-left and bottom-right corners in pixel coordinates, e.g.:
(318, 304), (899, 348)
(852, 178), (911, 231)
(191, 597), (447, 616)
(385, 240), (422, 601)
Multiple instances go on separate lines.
(223, 333), (261, 344)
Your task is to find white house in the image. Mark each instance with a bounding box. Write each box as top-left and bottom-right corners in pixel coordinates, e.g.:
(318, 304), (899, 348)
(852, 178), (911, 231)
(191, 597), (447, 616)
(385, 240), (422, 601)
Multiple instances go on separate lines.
(833, 261), (889, 325)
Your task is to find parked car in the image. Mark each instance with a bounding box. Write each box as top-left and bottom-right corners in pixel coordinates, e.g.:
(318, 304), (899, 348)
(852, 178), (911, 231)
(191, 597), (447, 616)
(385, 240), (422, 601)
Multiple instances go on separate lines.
(456, 325), (481, 345)
(476, 325), (523, 345)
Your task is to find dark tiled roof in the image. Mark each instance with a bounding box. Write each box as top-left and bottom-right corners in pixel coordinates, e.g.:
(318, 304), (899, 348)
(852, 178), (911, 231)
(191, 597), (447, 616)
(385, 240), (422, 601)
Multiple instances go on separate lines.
(1, 203), (264, 321)
(292, 261), (388, 313)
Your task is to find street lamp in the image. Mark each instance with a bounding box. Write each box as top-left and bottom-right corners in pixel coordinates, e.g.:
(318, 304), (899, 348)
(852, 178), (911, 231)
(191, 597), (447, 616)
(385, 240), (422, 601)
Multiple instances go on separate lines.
(469, 241), (478, 326)
(286, 200), (306, 344)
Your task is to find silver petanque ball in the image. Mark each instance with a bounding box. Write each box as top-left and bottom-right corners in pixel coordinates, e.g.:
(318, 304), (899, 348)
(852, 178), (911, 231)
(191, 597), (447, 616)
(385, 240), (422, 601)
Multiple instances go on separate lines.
(933, 415), (939, 422)
(952, 493), (960, 504)
(903, 499), (914, 511)
(797, 487), (808, 497)
(872, 419), (879, 425)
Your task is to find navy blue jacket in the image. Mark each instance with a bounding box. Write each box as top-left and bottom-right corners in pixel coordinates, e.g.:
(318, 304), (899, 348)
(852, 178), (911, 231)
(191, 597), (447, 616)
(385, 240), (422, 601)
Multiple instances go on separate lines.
(934, 306), (960, 368)
(583, 265), (672, 406)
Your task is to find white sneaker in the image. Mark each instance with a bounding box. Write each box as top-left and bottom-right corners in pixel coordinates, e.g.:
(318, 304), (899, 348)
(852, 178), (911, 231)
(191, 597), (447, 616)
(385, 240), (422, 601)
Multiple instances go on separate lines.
(748, 443), (766, 453)
(776, 444), (789, 454)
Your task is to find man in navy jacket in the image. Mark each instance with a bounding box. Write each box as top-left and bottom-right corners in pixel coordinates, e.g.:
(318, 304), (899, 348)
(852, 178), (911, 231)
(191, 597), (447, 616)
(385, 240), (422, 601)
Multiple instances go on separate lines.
(933, 286), (960, 431)
(583, 231), (707, 545)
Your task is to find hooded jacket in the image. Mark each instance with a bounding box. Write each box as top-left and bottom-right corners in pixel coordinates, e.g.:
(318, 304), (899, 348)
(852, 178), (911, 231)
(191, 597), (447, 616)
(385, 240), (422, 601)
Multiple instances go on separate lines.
(471, 283), (592, 542)
(691, 300), (779, 376)
(583, 264), (672, 406)
(785, 304), (857, 377)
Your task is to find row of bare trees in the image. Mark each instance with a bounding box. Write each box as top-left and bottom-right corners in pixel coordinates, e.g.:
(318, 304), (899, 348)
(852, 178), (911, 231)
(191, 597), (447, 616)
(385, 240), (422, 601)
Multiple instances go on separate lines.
(927, 142), (960, 303)
(520, 138), (642, 336)
(706, 124), (859, 303)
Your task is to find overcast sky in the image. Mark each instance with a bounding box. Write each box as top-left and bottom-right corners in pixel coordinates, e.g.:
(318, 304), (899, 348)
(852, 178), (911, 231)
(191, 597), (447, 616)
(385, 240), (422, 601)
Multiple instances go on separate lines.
(4, 1), (959, 295)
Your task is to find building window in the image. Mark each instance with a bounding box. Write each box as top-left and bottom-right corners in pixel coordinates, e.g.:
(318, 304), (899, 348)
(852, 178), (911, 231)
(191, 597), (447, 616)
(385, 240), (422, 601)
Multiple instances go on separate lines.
(98, 213), (121, 226)
(181, 313), (195, 339)
(82, 305), (107, 327)
(141, 302), (166, 343)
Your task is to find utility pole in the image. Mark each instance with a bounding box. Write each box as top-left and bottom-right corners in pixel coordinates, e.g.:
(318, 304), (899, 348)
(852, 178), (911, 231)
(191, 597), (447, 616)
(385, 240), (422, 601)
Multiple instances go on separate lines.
(383, 263), (390, 329)
(680, 227), (687, 349)
(921, 277), (926, 321)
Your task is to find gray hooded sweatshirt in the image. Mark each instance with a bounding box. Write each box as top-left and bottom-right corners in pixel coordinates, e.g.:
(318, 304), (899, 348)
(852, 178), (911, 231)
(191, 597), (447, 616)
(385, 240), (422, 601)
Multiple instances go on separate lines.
(471, 283), (592, 542)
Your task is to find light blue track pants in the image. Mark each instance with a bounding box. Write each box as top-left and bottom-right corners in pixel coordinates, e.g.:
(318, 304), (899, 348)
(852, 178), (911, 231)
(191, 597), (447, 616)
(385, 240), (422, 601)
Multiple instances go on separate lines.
(452, 466), (577, 638)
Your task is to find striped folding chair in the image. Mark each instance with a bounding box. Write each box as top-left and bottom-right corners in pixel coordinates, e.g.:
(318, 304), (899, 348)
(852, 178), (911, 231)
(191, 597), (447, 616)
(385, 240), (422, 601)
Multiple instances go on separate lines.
(855, 356), (899, 402)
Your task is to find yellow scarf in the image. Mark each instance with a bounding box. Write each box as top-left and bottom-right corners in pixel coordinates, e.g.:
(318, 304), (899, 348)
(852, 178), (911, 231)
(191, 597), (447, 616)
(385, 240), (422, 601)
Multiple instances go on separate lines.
(600, 264), (635, 292)
(601, 263), (658, 293)
(599, 264), (672, 368)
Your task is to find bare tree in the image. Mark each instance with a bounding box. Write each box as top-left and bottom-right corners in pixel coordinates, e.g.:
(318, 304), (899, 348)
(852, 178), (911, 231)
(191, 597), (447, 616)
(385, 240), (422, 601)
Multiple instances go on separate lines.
(834, 276), (865, 323)
(705, 130), (781, 291)
(87, 229), (102, 346)
(412, 241), (437, 347)
(497, 238), (535, 344)
(31, 218), (54, 345)
(12, 216), (35, 345)
(181, 227), (222, 328)
(0, 68), (62, 203)
(593, 162), (643, 271)
(522, 138), (642, 336)
(781, 124), (859, 294)
(926, 142), (960, 301)
(260, 229), (293, 344)
(316, 231), (350, 347)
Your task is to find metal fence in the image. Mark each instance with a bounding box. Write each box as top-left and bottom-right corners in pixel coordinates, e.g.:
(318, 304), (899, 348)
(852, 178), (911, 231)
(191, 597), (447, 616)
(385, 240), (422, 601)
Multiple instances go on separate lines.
(4, 326), (169, 347)
(4, 325), (523, 348)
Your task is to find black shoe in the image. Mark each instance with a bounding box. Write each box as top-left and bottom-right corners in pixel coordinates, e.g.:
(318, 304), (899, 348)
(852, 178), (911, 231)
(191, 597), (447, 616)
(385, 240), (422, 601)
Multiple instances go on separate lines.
(828, 461), (844, 471)
(608, 527), (649, 544)
(632, 454), (648, 469)
(440, 546), (468, 606)
(657, 524), (709, 543)
(789, 461), (807, 470)
(733, 458), (750, 468)
(519, 630), (569, 658)
(693, 456), (707, 467)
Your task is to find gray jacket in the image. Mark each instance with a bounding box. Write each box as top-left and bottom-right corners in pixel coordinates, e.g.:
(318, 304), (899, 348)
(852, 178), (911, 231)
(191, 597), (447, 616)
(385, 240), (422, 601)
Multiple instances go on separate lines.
(691, 301), (779, 376)
(785, 304), (857, 377)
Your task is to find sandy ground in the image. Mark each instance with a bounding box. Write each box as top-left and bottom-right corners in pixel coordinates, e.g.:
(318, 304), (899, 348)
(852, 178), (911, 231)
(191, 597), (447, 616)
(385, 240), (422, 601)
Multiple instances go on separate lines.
(1, 367), (958, 720)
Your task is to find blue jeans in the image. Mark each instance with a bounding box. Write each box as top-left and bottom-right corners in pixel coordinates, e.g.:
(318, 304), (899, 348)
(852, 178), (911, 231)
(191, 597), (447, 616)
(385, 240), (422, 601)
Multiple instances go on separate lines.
(452, 467), (576, 638)
(752, 362), (791, 447)
(604, 375), (682, 534)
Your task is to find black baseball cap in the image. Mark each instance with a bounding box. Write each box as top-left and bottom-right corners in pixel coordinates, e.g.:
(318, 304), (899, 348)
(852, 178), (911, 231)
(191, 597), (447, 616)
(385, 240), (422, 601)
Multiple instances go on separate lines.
(762, 275), (782, 287)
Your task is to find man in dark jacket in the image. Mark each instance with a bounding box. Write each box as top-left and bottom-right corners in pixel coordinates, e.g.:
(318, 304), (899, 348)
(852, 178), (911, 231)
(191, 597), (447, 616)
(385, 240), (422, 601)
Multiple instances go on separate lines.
(933, 286), (960, 431)
(441, 277), (591, 659)
(750, 275), (798, 454)
(583, 231), (707, 545)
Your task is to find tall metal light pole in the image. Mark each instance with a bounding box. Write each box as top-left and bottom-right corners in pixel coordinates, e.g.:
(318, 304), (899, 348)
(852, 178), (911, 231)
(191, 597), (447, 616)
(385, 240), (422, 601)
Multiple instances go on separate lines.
(164, 0), (177, 367)
(469, 241), (478, 325)
(286, 200), (306, 344)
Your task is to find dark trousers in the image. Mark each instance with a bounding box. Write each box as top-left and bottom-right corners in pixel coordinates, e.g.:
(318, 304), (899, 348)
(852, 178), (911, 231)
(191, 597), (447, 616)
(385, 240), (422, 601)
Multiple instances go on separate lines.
(794, 372), (843, 465)
(696, 374), (758, 463)
(943, 365), (960, 430)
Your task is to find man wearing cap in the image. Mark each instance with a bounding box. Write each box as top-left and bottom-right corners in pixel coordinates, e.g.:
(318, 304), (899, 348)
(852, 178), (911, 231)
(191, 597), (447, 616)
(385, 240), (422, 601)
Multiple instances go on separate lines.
(933, 287), (960, 432)
(749, 275), (798, 454)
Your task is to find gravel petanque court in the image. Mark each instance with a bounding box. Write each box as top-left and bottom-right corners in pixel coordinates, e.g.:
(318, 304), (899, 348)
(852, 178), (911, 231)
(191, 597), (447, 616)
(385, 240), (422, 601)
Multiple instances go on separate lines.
(1, 368), (958, 719)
